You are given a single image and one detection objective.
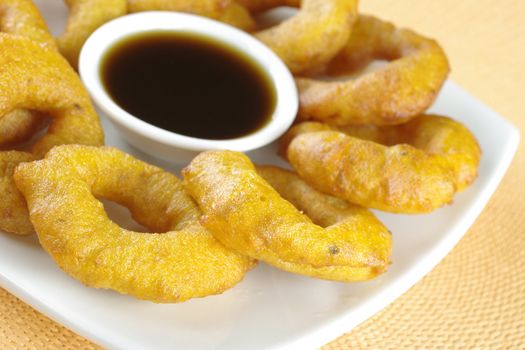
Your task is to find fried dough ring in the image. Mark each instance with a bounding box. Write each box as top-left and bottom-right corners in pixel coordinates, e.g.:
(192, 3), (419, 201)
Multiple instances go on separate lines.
(282, 115), (481, 214)
(14, 145), (255, 302)
(0, 34), (103, 235)
(183, 151), (391, 281)
(0, 0), (56, 146)
(252, 0), (358, 74)
(58, 0), (127, 69)
(127, 0), (256, 30)
(296, 15), (450, 125)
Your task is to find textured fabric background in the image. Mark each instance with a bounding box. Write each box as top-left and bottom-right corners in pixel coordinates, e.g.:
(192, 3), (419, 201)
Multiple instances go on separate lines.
(1, 0), (523, 348)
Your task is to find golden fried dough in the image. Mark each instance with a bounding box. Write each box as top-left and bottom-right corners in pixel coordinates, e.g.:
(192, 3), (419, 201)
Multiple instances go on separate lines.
(282, 115), (481, 214)
(296, 15), (450, 125)
(0, 34), (103, 156)
(0, 34), (103, 235)
(216, 1), (257, 30)
(14, 145), (255, 302)
(0, 0), (56, 49)
(0, 0), (55, 146)
(254, 0), (358, 74)
(0, 151), (35, 234)
(183, 151), (391, 281)
(58, 0), (127, 69)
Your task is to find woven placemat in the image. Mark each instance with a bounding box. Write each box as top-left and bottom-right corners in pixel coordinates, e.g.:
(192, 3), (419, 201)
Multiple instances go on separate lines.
(1, 0), (524, 349)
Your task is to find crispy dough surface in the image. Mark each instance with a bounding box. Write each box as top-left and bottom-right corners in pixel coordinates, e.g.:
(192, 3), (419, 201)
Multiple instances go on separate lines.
(13, 145), (255, 302)
(254, 0), (358, 74)
(0, 34), (103, 157)
(283, 115), (481, 213)
(0, 34), (103, 235)
(183, 151), (391, 282)
(0, 0), (55, 146)
(0, 151), (35, 234)
(58, 0), (127, 69)
(0, 0), (56, 49)
(296, 15), (450, 125)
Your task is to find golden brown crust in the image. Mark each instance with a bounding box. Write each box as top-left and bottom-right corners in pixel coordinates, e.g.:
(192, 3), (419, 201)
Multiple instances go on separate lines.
(0, 34), (104, 156)
(0, 0), (56, 49)
(282, 115), (481, 213)
(296, 15), (450, 125)
(13, 145), (255, 302)
(0, 0), (56, 146)
(0, 34), (104, 235)
(0, 151), (35, 235)
(217, 1), (257, 30)
(183, 151), (391, 282)
(0, 3), (77, 234)
(254, 0), (358, 74)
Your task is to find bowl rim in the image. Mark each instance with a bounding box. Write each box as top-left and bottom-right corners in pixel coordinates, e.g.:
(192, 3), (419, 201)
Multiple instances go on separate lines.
(79, 11), (298, 152)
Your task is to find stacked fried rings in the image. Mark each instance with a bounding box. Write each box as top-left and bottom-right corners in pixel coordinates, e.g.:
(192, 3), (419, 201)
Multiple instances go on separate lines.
(251, 0), (359, 74)
(1, 0), (482, 304)
(0, 33), (103, 235)
(14, 145), (255, 302)
(0, 0), (56, 146)
(183, 151), (392, 281)
(295, 15), (450, 125)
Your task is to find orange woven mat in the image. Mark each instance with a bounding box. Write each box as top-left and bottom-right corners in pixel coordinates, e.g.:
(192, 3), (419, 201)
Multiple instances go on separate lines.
(1, 0), (524, 349)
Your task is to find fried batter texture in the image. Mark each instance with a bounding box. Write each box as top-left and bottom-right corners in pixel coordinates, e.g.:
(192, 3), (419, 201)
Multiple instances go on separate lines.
(282, 115), (481, 214)
(13, 145), (255, 302)
(0, 34), (103, 235)
(183, 151), (391, 281)
(0, 0), (55, 146)
(0, 151), (35, 234)
(0, 0), (56, 49)
(251, 0), (358, 74)
(296, 15), (450, 125)
(127, 0), (256, 30)
(58, 0), (127, 69)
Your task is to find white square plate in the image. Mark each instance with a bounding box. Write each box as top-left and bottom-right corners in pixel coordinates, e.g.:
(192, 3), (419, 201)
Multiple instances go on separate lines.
(0, 2), (519, 349)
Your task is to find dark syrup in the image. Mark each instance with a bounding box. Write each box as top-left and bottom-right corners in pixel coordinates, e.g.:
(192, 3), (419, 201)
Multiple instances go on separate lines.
(101, 31), (276, 140)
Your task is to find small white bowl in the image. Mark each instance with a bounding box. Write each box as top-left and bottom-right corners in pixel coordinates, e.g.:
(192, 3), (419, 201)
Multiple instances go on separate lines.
(79, 12), (298, 163)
